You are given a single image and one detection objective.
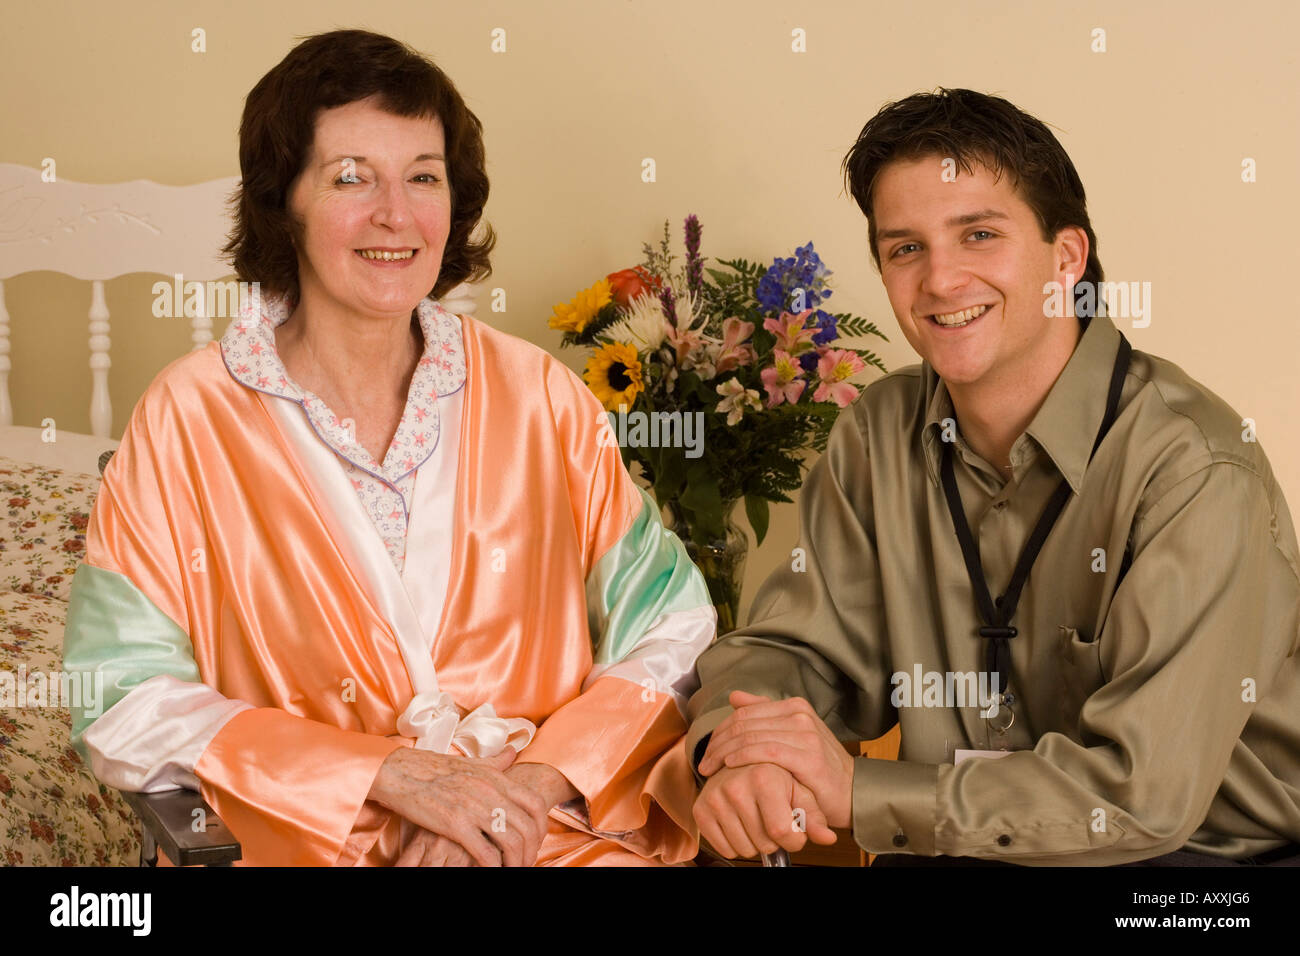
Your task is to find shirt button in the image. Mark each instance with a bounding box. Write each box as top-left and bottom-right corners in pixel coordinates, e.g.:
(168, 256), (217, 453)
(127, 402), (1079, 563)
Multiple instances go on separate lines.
(997, 834), (1012, 847)
(892, 833), (908, 848)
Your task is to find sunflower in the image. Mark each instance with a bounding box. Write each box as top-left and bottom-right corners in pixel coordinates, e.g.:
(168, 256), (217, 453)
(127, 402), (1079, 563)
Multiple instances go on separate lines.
(584, 342), (644, 411)
(549, 278), (613, 334)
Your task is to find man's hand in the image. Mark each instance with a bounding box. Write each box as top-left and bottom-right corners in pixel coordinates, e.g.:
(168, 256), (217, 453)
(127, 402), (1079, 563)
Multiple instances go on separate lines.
(693, 763), (835, 858)
(699, 691), (856, 830)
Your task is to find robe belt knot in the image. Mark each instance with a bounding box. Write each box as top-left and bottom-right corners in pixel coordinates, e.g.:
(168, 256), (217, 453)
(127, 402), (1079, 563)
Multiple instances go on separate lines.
(396, 690), (537, 758)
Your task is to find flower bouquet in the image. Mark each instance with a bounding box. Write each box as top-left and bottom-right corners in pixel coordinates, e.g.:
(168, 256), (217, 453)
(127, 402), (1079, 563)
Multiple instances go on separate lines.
(549, 215), (889, 631)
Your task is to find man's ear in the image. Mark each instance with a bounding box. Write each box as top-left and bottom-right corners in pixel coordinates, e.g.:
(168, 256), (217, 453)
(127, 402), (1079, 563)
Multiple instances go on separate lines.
(1053, 225), (1089, 285)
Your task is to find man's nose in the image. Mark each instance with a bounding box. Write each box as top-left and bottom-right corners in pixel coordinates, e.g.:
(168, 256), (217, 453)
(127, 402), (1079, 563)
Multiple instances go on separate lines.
(919, 246), (971, 303)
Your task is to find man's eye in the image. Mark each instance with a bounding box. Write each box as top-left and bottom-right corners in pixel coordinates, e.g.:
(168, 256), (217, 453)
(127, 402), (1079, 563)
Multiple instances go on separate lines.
(968, 230), (995, 241)
(890, 243), (920, 258)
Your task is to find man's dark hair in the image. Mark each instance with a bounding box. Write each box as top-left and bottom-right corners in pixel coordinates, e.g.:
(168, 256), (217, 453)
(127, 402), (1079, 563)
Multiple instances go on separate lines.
(223, 29), (494, 302)
(843, 88), (1103, 313)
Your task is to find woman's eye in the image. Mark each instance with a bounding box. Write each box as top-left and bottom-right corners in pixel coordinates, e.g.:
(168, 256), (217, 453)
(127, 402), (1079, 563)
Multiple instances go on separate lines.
(333, 174), (440, 185)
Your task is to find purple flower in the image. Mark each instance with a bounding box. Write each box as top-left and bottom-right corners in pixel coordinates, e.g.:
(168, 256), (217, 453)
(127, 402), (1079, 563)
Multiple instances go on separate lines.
(756, 242), (833, 315)
(810, 309), (838, 346)
(659, 284), (678, 326)
(684, 215), (704, 299)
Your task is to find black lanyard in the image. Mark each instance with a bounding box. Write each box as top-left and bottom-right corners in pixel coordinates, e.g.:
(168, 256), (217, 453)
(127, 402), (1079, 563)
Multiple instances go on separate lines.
(940, 329), (1132, 700)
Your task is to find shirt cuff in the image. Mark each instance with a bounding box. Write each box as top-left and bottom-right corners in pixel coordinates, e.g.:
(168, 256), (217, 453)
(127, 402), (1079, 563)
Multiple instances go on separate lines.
(685, 705), (734, 787)
(851, 756), (939, 856)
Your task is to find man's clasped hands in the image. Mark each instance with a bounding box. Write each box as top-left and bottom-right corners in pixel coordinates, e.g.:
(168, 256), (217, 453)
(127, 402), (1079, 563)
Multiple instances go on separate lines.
(692, 690), (856, 859)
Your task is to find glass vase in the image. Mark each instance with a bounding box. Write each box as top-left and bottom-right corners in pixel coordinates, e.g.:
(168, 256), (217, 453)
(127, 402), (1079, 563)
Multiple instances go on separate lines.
(664, 498), (749, 635)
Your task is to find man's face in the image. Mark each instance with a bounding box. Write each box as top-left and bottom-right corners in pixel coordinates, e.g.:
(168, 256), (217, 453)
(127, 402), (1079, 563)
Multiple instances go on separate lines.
(287, 95), (451, 321)
(872, 154), (1078, 390)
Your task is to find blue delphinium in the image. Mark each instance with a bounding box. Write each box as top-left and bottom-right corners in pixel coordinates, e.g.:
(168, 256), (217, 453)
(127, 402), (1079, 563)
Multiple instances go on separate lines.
(810, 309), (838, 345)
(756, 242), (834, 315)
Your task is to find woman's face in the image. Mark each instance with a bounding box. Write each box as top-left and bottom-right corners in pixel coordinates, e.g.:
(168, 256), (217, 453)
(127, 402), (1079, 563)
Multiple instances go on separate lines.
(287, 95), (452, 322)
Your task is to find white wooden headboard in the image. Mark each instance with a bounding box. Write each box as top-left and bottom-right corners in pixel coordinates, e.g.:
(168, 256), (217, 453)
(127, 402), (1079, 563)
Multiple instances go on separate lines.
(0, 162), (478, 439)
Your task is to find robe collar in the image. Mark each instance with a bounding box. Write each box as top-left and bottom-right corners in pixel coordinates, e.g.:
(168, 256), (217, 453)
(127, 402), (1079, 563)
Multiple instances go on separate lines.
(219, 291), (466, 486)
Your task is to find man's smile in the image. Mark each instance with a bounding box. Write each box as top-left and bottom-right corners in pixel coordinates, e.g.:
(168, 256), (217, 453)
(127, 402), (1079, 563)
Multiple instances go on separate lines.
(927, 303), (994, 329)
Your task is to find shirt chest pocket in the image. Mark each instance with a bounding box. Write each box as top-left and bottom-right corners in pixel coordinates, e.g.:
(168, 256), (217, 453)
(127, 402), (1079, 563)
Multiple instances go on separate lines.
(1057, 625), (1105, 733)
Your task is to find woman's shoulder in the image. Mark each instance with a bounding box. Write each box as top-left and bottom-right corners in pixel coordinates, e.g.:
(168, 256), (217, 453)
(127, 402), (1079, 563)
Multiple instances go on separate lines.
(127, 342), (248, 432)
(461, 314), (592, 401)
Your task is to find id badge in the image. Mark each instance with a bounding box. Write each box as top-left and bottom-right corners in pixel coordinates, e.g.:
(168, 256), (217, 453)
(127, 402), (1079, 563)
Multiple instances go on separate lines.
(954, 749), (1015, 764)
(982, 692), (1016, 752)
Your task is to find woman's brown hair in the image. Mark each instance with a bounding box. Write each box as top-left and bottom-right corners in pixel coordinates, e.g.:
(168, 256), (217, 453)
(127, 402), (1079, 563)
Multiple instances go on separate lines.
(223, 29), (494, 302)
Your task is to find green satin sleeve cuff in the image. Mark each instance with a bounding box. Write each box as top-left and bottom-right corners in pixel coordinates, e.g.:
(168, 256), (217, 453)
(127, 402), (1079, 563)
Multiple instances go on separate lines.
(62, 562), (201, 759)
(586, 486), (712, 665)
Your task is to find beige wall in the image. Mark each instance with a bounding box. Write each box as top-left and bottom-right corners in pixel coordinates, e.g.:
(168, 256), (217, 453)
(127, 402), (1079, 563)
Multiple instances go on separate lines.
(3, 0), (1297, 621)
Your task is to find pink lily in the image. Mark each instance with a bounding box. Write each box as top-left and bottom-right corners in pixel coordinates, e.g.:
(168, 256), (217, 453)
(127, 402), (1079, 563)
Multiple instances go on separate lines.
(714, 317), (757, 373)
(813, 348), (866, 407)
(763, 309), (818, 354)
(666, 317), (706, 366)
(761, 349), (807, 407)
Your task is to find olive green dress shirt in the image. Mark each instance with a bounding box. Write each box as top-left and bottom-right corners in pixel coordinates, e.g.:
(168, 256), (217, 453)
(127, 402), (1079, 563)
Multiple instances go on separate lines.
(686, 313), (1300, 864)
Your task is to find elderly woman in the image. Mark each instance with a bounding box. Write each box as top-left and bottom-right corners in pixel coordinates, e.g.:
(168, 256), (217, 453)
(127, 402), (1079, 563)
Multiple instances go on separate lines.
(62, 30), (714, 866)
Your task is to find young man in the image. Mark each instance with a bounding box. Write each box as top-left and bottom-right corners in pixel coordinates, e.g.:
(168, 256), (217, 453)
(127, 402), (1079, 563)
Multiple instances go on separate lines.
(686, 89), (1300, 866)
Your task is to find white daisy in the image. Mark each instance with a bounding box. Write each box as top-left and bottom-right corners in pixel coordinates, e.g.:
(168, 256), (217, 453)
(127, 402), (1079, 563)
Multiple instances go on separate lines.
(600, 292), (670, 352)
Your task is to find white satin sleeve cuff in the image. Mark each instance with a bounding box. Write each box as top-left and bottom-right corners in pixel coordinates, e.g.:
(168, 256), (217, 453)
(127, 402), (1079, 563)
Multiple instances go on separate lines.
(584, 604), (718, 715)
(81, 673), (254, 793)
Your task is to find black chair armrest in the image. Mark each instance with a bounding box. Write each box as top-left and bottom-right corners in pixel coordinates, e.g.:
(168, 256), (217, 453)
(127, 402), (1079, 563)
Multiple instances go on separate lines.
(121, 789), (241, 866)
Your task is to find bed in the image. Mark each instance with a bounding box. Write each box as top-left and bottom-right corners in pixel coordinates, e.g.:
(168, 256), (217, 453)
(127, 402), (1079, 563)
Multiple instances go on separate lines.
(0, 428), (137, 865)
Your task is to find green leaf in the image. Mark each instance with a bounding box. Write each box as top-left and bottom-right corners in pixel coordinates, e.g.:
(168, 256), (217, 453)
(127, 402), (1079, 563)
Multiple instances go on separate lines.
(680, 464), (724, 543)
(653, 446), (687, 504)
(832, 314), (889, 342)
(848, 348), (889, 376)
(744, 494), (770, 547)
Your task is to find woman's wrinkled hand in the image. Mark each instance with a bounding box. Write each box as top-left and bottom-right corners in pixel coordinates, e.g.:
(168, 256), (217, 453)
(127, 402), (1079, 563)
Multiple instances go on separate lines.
(395, 827), (474, 866)
(368, 746), (551, 867)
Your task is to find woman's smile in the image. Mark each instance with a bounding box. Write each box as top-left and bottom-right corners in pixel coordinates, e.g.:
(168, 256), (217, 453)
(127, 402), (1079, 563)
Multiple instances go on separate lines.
(354, 247), (420, 266)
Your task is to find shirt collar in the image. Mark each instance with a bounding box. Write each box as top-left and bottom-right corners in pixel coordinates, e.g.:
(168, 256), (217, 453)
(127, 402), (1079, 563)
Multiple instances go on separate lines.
(219, 291), (466, 482)
(221, 291), (464, 395)
(921, 314), (1123, 494)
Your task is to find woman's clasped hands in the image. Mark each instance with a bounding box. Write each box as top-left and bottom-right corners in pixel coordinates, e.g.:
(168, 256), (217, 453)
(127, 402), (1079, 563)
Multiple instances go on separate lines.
(368, 745), (577, 867)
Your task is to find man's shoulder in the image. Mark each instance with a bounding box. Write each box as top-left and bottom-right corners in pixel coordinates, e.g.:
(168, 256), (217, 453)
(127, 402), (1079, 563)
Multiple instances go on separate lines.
(1129, 348), (1272, 478)
(1124, 347), (1289, 525)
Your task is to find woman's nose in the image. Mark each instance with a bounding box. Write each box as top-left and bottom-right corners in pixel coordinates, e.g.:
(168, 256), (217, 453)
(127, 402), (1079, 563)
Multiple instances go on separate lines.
(369, 178), (413, 229)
